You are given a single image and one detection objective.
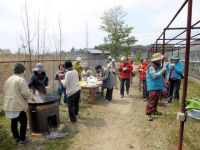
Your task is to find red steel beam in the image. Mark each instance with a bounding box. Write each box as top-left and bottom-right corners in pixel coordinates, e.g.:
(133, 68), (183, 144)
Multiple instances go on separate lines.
(178, 0), (193, 150)
(165, 27), (200, 30)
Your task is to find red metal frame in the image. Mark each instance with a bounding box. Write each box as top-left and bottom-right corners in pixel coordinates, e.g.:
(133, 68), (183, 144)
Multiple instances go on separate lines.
(147, 0), (199, 150)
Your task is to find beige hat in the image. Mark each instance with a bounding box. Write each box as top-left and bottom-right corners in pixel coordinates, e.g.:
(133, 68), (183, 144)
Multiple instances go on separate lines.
(76, 57), (82, 62)
(121, 56), (126, 61)
(107, 62), (112, 68)
(151, 53), (164, 62)
(112, 58), (115, 62)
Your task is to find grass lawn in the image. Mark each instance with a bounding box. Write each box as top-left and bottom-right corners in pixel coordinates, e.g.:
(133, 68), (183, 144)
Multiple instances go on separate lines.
(0, 80), (199, 150)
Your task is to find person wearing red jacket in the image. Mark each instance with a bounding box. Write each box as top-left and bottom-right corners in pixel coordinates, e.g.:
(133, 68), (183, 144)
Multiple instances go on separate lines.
(118, 56), (133, 98)
(137, 60), (150, 101)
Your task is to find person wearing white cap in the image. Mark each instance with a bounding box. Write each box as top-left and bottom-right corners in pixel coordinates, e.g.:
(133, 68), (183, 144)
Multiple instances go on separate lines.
(118, 56), (133, 98)
(108, 56), (112, 62)
(145, 53), (167, 121)
(73, 57), (82, 80)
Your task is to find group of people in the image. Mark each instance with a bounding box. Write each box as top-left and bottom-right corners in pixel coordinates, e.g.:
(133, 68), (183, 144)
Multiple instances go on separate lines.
(93, 56), (134, 102)
(137, 53), (184, 121)
(2, 59), (82, 145)
(2, 52), (183, 145)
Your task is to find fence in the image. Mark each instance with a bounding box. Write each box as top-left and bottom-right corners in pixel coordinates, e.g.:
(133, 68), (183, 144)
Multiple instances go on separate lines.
(0, 58), (108, 107)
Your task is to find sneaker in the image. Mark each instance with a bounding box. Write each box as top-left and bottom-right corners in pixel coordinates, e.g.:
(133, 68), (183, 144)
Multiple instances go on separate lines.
(18, 140), (28, 145)
(68, 118), (77, 123)
(152, 111), (163, 115)
(167, 100), (172, 103)
(121, 95), (124, 98)
(147, 115), (153, 121)
(13, 138), (19, 144)
(143, 99), (147, 102)
(104, 100), (109, 103)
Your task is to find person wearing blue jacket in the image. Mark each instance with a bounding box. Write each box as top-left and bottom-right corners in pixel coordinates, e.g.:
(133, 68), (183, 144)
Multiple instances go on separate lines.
(146, 53), (167, 121)
(165, 55), (184, 103)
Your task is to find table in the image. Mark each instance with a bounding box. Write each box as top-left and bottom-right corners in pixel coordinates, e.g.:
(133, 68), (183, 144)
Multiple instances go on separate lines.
(80, 81), (102, 102)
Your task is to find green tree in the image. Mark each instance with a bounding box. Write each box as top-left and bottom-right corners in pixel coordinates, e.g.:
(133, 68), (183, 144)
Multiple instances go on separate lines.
(100, 6), (136, 57)
(134, 49), (142, 61)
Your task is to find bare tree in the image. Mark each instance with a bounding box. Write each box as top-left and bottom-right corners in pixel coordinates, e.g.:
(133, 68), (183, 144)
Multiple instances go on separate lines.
(58, 14), (62, 63)
(20, 0), (36, 72)
(36, 13), (40, 62)
(41, 18), (47, 62)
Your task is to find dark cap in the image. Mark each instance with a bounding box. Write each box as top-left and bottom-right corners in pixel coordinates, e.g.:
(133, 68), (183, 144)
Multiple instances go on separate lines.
(64, 60), (73, 69)
(14, 63), (26, 74)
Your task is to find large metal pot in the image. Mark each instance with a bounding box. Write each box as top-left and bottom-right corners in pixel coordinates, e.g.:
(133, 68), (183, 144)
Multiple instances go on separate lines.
(28, 95), (59, 133)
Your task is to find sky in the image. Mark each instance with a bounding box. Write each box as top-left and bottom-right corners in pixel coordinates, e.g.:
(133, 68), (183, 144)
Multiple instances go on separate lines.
(0, 0), (199, 52)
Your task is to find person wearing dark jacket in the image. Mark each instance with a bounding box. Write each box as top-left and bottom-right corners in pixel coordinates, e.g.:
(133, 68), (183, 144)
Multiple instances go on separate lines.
(55, 64), (67, 103)
(28, 63), (48, 95)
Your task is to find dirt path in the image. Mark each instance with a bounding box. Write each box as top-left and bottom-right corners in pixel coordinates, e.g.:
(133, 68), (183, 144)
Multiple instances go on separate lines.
(68, 79), (153, 150)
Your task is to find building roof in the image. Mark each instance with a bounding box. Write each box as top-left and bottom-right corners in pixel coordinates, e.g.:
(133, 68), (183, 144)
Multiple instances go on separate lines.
(87, 49), (110, 54)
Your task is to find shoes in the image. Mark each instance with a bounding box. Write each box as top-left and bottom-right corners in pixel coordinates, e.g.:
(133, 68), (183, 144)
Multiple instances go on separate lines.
(143, 99), (147, 102)
(18, 140), (27, 145)
(68, 119), (77, 123)
(147, 115), (153, 121)
(152, 110), (163, 115)
(168, 100), (172, 103)
(104, 100), (109, 103)
(13, 138), (19, 144)
(121, 95), (124, 98)
(18, 139), (31, 145)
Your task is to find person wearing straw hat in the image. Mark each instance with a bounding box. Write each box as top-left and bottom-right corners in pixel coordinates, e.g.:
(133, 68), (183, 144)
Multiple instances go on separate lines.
(118, 56), (133, 98)
(28, 63), (48, 95)
(165, 55), (184, 103)
(146, 53), (167, 121)
(73, 57), (82, 80)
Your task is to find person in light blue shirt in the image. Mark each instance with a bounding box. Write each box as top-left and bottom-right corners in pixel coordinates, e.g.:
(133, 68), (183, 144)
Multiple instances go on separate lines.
(165, 55), (184, 103)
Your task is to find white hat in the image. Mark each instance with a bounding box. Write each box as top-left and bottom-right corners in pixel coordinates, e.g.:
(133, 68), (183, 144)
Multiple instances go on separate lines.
(112, 58), (115, 62)
(108, 56), (112, 59)
(107, 62), (112, 68)
(121, 56), (126, 61)
(76, 57), (82, 62)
